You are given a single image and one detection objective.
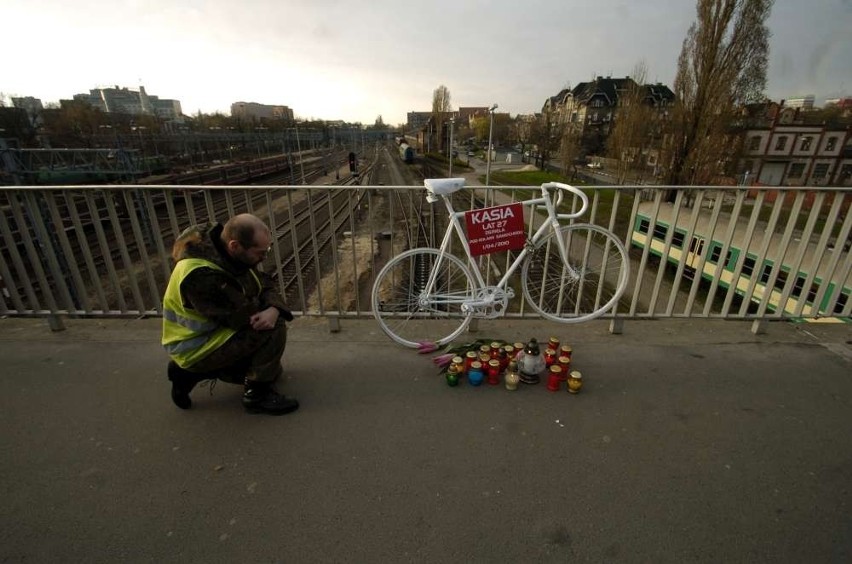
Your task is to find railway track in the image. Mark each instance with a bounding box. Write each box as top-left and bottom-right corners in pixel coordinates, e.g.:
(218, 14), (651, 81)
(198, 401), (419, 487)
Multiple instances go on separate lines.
(0, 148), (370, 313)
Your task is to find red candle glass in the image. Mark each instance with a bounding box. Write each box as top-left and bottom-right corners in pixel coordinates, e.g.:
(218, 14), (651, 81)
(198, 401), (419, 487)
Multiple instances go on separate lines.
(557, 356), (571, 380)
(544, 349), (557, 368)
(487, 360), (501, 385)
(547, 365), (562, 391)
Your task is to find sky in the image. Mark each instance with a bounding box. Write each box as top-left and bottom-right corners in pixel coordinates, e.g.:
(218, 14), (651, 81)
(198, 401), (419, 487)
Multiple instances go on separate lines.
(2, 0), (850, 125)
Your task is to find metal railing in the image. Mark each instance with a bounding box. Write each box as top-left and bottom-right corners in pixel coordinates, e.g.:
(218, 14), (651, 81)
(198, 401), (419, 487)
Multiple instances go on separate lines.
(1, 184), (849, 330)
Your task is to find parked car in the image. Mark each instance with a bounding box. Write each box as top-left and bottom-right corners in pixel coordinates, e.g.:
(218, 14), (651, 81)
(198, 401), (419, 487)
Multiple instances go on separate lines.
(587, 162), (602, 169)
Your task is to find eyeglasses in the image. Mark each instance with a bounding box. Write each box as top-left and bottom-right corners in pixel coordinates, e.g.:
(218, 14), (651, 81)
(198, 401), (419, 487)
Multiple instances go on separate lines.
(242, 242), (273, 255)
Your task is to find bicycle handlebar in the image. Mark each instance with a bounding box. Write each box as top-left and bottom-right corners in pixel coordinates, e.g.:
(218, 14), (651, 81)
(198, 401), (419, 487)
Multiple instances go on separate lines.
(541, 182), (589, 220)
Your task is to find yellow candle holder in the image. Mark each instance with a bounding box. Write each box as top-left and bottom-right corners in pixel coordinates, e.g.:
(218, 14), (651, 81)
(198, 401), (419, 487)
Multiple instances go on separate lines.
(567, 370), (583, 394)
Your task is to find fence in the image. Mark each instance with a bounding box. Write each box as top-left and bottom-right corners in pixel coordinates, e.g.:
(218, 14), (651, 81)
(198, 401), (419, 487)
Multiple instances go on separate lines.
(1, 183), (849, 332)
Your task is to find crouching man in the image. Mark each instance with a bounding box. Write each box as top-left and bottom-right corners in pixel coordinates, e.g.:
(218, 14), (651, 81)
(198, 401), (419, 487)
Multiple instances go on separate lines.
(162, 213), (298, 415)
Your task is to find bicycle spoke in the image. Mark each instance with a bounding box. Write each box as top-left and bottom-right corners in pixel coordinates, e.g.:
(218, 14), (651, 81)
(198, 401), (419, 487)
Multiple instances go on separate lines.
(522, 224), (629, 323)
(372, 248), (475, 347)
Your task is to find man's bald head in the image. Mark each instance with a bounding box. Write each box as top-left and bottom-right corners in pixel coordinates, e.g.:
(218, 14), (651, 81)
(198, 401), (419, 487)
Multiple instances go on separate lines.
(221, 214), (272, 266)
(222, 214), (270, 249)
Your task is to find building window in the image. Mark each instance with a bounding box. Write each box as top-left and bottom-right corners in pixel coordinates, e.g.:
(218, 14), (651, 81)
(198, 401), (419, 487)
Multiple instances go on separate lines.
(788, 163), (805, 178)
(812, 163), (829, 178)
(825, 137), (837, 151)
(799, 137), (812, 151)
(749, 136), (761, 151)
(774, 136), (788, 151)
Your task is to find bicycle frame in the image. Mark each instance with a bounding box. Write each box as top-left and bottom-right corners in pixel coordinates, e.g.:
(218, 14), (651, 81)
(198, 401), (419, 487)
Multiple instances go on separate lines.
(422, 182), (589, 311)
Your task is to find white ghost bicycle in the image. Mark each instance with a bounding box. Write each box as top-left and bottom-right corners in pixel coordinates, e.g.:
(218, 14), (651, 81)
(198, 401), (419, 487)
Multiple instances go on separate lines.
(371, 178), (630, 348)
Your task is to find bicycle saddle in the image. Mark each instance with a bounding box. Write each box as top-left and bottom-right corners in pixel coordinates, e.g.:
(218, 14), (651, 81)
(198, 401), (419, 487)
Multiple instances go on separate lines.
(424, 178), (466, 202)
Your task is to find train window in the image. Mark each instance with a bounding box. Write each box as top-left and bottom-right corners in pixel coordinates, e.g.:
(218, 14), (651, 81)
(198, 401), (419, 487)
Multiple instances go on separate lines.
(742, 256), (756, 276)
(792, 276), (806, 298)
(652, 224), (668, 239)
(709, 246), (733, 265)
(688, 237), (704, 255)
(773, 269), (788, 290)
(710, 245), (721, 263)
(760, 264), (772, 284)
(834, 292), (848, 315)
(638, 219), (650, 234)
(671, 231), (685, 248)
(807, 284), (819, 303)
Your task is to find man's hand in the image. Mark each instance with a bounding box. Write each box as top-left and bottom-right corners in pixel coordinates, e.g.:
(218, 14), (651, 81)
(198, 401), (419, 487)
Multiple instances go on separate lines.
(249, 307), (279, 331)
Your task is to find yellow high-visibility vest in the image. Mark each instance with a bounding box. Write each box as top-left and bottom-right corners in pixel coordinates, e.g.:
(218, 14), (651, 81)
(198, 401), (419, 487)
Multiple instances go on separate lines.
(161, 258), (259, 368)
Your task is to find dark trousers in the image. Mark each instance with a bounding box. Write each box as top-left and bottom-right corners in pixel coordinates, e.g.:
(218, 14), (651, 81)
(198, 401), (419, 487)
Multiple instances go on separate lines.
(187, 320), (287, 384)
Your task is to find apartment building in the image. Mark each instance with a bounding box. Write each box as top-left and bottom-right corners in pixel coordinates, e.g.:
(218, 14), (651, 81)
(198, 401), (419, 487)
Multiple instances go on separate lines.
(230, 102), (294, 122)
(542, 76), (674, 156)
(71, 85), (183, 120)
(739, 104), (851, 186)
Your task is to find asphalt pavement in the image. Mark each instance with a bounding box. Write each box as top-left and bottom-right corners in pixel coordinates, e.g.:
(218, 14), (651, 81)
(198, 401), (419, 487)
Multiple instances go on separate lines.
(1, 315), (850, 563)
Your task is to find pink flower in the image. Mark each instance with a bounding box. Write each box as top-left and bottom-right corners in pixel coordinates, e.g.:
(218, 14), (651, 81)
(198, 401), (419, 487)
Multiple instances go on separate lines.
(416, 341), (438, 354)
(431, 353), (454, 368)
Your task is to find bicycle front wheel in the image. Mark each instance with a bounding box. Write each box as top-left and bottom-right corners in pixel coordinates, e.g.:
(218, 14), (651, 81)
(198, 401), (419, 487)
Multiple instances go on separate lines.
(521, 224), (630, 323)
(371, 248), (476, 348)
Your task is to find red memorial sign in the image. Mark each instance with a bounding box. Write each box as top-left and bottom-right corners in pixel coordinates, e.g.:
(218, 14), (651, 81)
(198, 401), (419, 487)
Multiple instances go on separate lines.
(464, 202), (525, 257)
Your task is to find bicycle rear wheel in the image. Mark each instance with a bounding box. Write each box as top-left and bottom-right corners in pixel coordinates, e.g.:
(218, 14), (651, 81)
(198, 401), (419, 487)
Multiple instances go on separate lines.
(372, 248), (476, 348)
(521, 224), (629, 323)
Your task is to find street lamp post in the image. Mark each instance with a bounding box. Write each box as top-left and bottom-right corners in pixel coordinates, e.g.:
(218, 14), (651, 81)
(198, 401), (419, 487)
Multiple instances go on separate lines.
(485, 104), (498, 187)
(448, 116), (455, 177)
(295, 125), (306, 185)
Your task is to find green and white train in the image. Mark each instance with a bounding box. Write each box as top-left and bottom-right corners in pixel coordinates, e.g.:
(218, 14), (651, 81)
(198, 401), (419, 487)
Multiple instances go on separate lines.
(630, 201), (851, 320)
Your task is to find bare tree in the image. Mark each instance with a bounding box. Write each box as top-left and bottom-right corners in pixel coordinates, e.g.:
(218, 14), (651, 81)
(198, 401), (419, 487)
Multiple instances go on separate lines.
(531, 109), (566, 170)
(431, 85), (452, 152)
(513, 115), (535, 160)
(606, 62), (654, 184)
(664, 0), (772, 186)
(558, 127), (582, 179)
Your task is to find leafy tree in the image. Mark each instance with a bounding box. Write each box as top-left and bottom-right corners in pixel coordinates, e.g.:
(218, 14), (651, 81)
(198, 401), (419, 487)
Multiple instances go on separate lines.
(665, 0), (772, 185)
(471, 116), (488, 142)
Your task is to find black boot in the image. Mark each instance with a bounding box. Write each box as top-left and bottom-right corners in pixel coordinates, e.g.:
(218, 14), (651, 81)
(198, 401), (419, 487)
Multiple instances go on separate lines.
(167, 361), (203, 410)
(242, 380), (299, 415)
